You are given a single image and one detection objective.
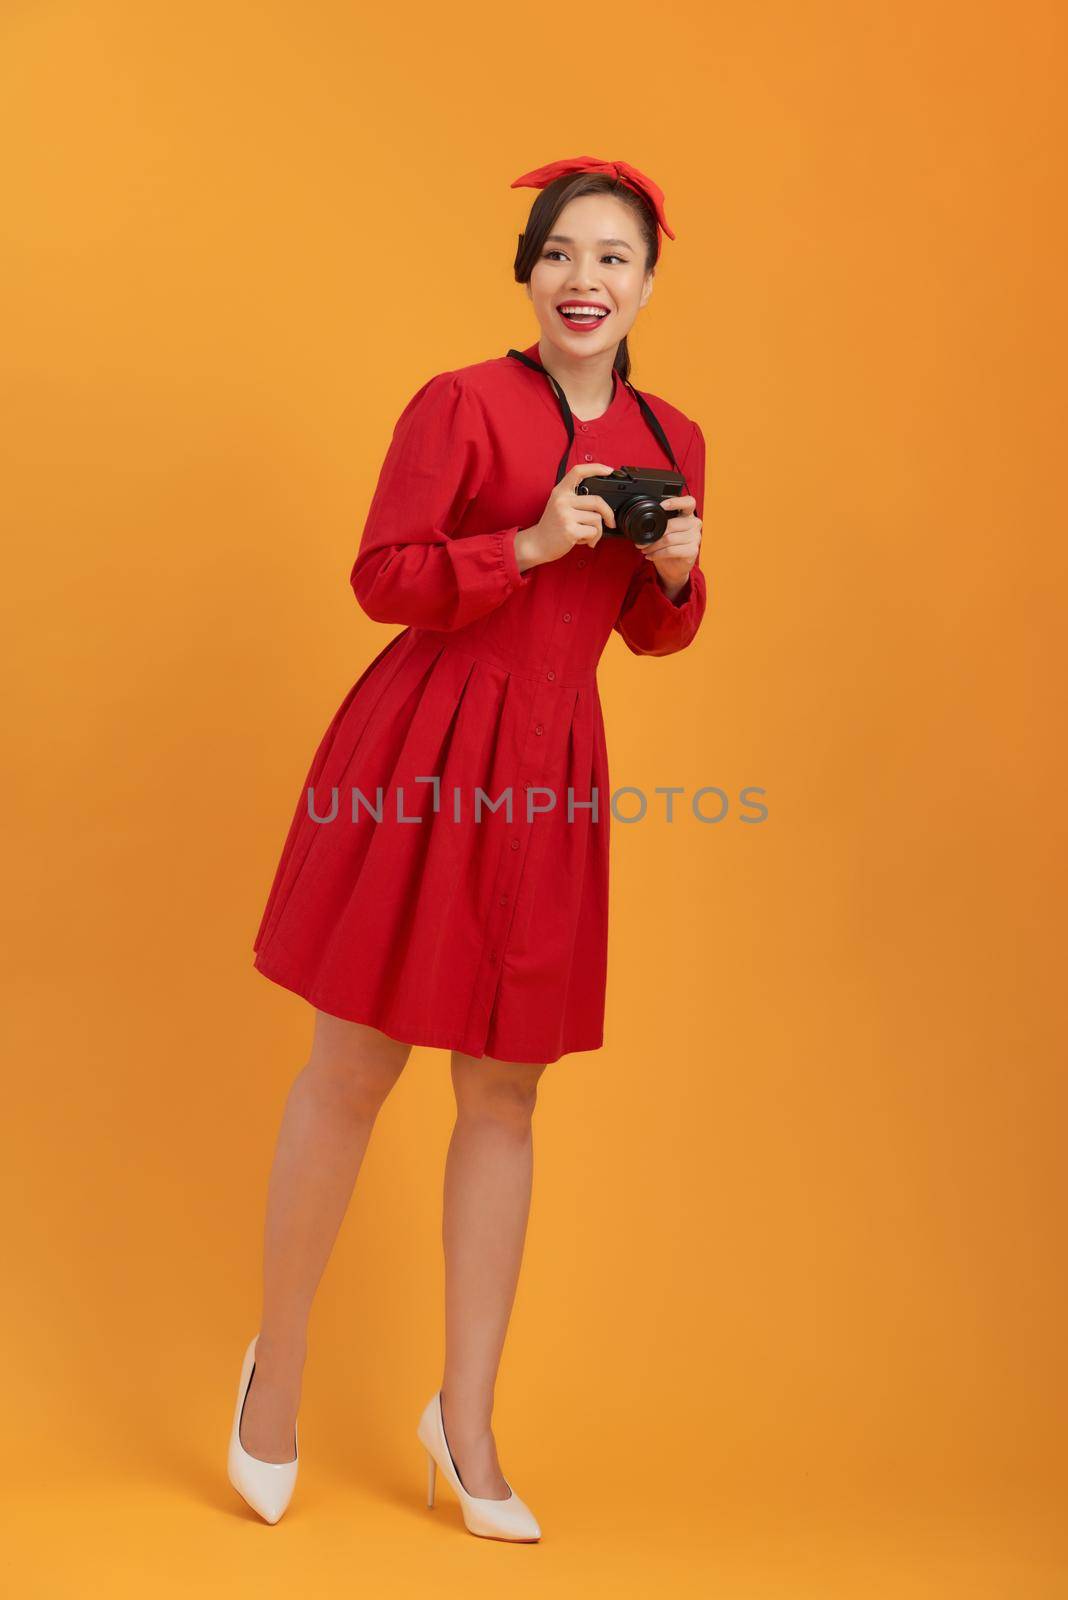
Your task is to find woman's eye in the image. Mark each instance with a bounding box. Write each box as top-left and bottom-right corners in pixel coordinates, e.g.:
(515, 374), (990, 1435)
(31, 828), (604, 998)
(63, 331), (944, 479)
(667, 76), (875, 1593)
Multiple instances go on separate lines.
(542, 250), (627, 265)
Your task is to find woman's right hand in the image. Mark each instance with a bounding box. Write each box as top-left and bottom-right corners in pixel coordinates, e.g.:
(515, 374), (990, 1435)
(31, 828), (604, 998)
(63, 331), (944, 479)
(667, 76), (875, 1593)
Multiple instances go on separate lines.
(514, 462), (617, 571)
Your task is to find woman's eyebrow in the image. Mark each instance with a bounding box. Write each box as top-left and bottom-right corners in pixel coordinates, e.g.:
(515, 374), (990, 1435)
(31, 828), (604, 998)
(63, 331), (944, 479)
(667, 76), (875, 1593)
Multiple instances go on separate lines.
(545, 234), (634, 249)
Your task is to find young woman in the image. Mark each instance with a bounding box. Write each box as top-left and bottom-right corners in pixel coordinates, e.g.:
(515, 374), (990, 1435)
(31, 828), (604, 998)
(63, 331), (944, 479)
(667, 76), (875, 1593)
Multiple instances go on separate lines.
(228, 155), (708, 1540)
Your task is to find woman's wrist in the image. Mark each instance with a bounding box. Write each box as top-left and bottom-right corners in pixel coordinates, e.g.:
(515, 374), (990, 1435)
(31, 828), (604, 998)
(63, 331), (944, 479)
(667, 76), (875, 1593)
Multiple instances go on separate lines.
(651, 564), (690, 603)
(514, 527), (542, 572)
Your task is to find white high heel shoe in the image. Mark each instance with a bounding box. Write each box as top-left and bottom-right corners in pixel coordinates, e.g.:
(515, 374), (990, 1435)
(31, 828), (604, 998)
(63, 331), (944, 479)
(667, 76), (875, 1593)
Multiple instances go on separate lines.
(417, 1390), (541, 1542)
(227, 1334), (299, 1524)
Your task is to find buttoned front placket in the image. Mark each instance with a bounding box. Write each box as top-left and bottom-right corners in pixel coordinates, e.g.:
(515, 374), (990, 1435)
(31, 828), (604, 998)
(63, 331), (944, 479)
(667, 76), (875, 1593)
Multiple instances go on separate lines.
(462, 416), (607, 1056)
(575, 414), (597, 462)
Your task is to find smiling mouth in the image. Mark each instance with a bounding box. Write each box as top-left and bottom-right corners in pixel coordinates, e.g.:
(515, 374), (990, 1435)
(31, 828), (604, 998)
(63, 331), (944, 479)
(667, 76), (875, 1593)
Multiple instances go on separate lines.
(556, 304), (611, 330)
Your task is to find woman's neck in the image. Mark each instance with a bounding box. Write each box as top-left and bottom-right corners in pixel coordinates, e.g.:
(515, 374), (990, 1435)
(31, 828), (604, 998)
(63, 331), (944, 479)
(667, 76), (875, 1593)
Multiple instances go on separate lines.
(536, 337), (617, 422)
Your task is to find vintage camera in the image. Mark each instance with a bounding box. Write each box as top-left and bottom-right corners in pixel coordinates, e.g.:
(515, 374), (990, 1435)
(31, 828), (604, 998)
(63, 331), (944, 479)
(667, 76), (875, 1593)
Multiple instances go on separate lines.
(575, 466), (687, 546)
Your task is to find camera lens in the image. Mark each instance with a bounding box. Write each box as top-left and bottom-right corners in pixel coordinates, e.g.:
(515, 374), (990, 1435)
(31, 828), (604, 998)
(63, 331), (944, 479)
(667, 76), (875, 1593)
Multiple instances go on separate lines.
(618, 497), (667, 545)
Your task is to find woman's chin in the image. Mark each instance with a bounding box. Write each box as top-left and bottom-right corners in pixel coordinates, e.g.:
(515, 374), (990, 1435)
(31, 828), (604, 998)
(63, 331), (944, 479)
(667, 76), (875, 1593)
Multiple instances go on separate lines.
(540, 323), (618, 359)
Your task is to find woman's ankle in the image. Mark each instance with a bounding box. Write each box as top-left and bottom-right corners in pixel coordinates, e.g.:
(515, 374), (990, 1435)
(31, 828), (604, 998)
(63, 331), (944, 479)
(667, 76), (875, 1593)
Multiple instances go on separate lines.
(252, 1330), (309, 1369)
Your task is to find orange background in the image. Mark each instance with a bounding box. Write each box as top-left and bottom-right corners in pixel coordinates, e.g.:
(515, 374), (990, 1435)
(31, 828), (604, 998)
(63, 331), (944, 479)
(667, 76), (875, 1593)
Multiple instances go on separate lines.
(3, 1), (1065, 1594)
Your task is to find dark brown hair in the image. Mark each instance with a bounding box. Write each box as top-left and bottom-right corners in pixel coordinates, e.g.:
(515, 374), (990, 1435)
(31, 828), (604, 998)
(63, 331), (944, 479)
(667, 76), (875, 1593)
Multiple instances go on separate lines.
(513, 174), (658, 385)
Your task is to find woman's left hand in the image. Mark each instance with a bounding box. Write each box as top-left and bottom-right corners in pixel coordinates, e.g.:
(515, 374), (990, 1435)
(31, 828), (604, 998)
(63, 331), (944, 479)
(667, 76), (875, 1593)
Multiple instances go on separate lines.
(642, 494), (702, 596)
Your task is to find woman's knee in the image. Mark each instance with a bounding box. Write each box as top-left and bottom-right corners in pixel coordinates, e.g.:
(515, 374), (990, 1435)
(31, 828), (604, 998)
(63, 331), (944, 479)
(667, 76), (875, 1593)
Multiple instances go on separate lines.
(304, 1011), (411, 1114)
(450, 1054), (546, 1125)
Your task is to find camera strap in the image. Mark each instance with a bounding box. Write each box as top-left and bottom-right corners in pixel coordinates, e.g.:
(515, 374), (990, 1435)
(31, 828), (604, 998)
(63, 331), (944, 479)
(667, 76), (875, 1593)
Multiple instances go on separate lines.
(505, 348), (683, 487)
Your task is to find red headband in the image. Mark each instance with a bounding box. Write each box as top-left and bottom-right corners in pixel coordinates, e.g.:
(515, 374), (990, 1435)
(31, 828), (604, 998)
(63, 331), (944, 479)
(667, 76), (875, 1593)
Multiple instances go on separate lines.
(510, 155), (675, 261)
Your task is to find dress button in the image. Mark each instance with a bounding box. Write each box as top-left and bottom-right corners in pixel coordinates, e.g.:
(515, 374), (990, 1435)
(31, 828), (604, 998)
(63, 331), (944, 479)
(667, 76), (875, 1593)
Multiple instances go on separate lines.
(579, 422), (589, 432)
(562, 612), (572, 623)
(577, 558), (587, 569)
(583, 452), (593, 462)
(535, 723), (544, 735)
(510, 838), (520, 850)
(499, 894), (508, 906)
(546, 669), (556, 681)
(489, 950), (497, 963)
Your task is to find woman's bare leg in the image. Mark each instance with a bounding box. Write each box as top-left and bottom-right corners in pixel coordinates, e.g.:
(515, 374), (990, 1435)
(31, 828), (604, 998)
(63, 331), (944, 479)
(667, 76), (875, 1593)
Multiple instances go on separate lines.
(238, 1011), (411, 1462)
(439, 1051), (547, 1498)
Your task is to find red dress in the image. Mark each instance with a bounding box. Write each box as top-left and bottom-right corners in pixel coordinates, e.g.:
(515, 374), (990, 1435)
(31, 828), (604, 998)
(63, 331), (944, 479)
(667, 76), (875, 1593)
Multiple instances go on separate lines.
(252, 341), (708, 1063)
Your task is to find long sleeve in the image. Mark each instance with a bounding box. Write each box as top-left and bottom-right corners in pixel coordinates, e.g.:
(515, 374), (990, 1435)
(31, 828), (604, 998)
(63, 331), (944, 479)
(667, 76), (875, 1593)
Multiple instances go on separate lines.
(613, 420), (709, 657)
(351, 371), (532, 632)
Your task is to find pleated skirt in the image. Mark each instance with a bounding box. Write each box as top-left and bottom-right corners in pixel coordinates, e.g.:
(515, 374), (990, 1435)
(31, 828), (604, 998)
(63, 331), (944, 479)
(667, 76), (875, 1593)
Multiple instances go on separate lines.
(252, 625), (610, 1063)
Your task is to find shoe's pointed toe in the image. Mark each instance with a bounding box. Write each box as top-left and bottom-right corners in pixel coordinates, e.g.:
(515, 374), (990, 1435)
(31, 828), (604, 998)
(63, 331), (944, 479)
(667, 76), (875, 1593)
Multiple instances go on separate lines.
(227, 1453), (295, 1525)
(473, 1483), (541, 1541)
(416, 1389), (542, 1542)
(227, 1335), (299, 1524)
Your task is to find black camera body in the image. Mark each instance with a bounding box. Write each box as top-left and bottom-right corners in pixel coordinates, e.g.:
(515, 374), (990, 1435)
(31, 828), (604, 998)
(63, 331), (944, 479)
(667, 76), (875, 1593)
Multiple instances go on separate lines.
(575, 466), (687, 546)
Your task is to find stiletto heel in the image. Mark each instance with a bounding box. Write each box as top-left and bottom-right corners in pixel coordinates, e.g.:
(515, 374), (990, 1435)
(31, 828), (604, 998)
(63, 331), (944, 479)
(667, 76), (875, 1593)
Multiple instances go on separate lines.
(416, 1389), (541, 1541)
(226, 1334), (299, 1524)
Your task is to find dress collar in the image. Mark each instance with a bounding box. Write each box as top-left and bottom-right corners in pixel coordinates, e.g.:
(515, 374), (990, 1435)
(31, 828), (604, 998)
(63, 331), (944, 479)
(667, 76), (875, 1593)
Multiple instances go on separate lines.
(520, 341), (629, 426)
